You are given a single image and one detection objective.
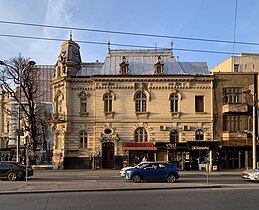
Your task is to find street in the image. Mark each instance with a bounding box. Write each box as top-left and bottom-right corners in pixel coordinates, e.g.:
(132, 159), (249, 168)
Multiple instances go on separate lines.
(1, 170), (259, 193)
(0, 188), (259, 210)
(1, 170), (259, 210)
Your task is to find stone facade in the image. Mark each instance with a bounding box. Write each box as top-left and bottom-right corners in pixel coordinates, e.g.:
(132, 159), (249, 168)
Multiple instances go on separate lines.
(51, 38), (216, 170)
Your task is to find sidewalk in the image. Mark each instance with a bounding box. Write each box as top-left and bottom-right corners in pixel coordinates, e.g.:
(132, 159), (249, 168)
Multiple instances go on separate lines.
(0, 169), (243, 194)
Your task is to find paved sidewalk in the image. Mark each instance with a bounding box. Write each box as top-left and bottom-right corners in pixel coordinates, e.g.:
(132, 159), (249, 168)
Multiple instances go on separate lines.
(0, 169), (243, 194)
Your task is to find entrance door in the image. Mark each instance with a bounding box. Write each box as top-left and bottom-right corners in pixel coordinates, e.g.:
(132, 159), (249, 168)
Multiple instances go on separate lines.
(102, 142), (114, 168)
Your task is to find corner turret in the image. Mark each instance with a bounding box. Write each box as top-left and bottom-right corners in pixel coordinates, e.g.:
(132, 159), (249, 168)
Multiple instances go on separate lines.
(54, 32), (82, 78)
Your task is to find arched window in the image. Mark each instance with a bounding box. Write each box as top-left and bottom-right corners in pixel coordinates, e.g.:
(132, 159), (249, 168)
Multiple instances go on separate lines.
(196, 130), (204, 140)
(170, 94), (179, 112)
(134, 127), (148, 142)
(170, 130), (179, 143)
(80, 131), (88, 148)
(135, 93), (147, 112)
(104, 94), (113, 112)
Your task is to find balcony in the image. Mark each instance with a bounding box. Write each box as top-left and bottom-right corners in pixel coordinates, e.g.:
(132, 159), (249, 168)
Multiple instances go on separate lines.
(222, 132), (252, 146)
(222, 131), (248, 139)
(222, 103), (248, 113)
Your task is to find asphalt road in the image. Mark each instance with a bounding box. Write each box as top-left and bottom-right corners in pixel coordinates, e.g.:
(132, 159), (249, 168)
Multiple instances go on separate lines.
(0, 188), (259, 210)
(1, 170), (259, 192)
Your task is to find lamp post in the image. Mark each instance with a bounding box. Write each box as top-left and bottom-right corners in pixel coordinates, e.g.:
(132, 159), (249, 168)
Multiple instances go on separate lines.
(243, 89), (257, 169)
(0, 59), (36, 162)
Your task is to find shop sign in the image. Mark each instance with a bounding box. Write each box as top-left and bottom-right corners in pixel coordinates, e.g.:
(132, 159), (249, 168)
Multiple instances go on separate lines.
(122, 142), (155, 147)
(166, 143), (177, 149)
(192, 146), (209, 150)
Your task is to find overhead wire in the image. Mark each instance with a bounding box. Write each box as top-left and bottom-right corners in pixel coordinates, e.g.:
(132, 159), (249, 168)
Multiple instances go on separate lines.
(0, 33), (240, 55)
(1, 20), (259, 47)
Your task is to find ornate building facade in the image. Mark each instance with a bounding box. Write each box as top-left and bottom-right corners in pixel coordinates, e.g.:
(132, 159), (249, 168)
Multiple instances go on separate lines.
(51, 37), (216, 170)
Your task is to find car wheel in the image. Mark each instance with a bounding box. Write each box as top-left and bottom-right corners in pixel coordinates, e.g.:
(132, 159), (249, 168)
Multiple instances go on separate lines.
(7, 172), (17, 181)
(167, 174), (176, 183)
(132, 174), (141, 183)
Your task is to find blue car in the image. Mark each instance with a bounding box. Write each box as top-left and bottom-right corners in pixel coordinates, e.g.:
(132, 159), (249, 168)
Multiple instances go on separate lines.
(124, 162), (179, 183)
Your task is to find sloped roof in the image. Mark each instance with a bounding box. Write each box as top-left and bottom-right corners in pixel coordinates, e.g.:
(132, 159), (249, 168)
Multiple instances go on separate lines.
(76, 49), (209, 76)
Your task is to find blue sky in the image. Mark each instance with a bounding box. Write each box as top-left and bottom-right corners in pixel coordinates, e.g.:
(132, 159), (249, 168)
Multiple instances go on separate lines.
(1, 0), (259, 69)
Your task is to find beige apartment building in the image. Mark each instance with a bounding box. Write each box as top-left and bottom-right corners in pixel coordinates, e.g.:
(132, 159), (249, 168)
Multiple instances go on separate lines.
(211, 53), (259, 169)
(211, 53), (259, 73)
(51, 37), (216, 170)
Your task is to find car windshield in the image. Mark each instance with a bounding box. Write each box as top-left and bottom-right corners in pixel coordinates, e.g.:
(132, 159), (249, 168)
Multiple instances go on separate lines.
(135, 163), (146, 168)
(138, 163), (151, 169)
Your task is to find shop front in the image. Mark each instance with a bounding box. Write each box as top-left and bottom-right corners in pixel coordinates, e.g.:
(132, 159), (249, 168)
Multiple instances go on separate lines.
(122, 142), (156, 167)
(187, 141), (219, 171)
(155, 142), (188, 170)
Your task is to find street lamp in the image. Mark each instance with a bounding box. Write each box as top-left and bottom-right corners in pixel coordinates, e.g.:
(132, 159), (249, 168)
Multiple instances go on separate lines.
(243, 89), (257, 169)
(0, 59), (36, 162)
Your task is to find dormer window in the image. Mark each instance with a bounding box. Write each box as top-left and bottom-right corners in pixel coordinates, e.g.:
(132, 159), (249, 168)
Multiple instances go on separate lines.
(119, 56), (129, 74)
(154, 56), (164, 74)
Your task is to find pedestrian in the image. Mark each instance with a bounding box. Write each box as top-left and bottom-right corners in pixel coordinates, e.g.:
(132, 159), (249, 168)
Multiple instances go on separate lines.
(134, 156), (140, 166)
(142, 156), (147, 162)
(4, 154), (9, 161)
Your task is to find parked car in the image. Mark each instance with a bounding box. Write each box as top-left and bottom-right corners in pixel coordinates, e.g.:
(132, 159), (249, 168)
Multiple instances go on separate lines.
(241, 168), (259, 181)
(120, 162), (151, 177)
(124, 162), (179, 183)
(0, 161), (33, 181)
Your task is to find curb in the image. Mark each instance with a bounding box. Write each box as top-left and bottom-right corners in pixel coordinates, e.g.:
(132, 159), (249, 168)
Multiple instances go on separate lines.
(0, 185), (221, 195)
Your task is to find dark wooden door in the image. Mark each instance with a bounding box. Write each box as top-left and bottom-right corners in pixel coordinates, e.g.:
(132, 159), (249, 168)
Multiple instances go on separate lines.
(102, 142), (114, 168)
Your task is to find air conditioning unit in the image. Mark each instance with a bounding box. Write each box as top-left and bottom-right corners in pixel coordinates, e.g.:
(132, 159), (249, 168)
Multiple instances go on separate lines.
(183, 125), (191, 131)
(160, 125), (167, 131)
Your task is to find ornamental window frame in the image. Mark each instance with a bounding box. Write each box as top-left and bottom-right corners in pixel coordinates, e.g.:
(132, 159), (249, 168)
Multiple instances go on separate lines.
(79, 131), (88, 149)
(135, 92), (147, 112)
(134, 127), (148, 142)
(78, 91), (90, 116)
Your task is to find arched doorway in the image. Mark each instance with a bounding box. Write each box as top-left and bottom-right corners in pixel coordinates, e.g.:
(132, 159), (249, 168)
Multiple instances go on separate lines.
(102, 142), (114, 168)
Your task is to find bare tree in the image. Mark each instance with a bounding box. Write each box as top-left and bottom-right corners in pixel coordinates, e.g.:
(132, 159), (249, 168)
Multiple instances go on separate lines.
(0, 54), (42, 163)
(35, 103), (52, 163)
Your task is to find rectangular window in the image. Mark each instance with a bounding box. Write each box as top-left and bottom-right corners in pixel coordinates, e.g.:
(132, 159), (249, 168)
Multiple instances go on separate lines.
(81, 99), (87, 113)
(195, 96), (204, 112)
(223, 88), (242, 104)
(223, 115), (242, 132)
(170, 95), (178, 112)
(104, 95), (113, 112)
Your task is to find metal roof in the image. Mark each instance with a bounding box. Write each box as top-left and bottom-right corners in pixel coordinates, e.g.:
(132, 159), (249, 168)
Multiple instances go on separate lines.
(76, 49), (209, 76)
